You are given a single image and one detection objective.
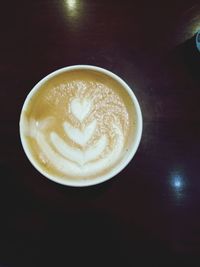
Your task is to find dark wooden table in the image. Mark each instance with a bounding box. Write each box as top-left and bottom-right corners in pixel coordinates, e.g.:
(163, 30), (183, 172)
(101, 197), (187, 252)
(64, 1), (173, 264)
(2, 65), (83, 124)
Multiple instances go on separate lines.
(1, 0), (200, 266)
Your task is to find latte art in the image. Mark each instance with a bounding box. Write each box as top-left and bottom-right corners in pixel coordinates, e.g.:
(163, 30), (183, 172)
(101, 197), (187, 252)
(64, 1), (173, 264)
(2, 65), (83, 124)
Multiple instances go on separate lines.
(21, 68), (137, 183)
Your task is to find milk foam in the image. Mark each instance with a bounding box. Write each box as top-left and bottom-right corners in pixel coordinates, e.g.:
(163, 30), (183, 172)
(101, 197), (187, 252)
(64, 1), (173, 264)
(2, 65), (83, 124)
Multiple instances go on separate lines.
(70, 98), (92, 122)
(50, 132), (107, 165)
(63, 120), (97, 146)
(29, 119), (124, 176)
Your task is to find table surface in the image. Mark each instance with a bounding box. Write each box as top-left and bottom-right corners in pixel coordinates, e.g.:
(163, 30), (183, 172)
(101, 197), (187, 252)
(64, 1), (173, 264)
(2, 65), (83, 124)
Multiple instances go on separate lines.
(1, 0), (200, 266)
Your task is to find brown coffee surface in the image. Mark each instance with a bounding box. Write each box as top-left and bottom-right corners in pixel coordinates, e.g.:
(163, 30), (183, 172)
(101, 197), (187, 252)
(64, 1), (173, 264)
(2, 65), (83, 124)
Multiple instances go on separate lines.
(21, 69), (136, 181)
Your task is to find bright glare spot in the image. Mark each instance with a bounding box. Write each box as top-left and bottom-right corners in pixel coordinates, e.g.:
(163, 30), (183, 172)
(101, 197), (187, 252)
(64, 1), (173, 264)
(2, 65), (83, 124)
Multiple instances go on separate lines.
(172, 175), (183, 190)
(64, 0), (82, 19)
(174, 177), (181, 188)
(65, 0), (77, 11)
(170, 172), (185, 201)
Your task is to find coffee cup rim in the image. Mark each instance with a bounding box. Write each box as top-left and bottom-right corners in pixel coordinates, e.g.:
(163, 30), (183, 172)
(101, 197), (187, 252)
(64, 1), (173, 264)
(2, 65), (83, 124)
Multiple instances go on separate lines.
(19, 65), (143, 187)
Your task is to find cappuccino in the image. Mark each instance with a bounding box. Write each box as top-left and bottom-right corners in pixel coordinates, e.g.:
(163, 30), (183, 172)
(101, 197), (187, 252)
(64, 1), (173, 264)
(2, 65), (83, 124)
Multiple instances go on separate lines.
(20, 66), (142, 186)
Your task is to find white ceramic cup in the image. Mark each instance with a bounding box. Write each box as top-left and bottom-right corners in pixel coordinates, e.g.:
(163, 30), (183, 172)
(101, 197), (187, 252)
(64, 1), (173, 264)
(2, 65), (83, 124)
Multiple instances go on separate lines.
(19, 65), (143, 186)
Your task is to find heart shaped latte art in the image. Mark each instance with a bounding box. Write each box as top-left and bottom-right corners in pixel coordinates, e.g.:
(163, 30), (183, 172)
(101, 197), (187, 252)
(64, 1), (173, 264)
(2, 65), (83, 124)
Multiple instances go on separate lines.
(70, 98), (92, 122)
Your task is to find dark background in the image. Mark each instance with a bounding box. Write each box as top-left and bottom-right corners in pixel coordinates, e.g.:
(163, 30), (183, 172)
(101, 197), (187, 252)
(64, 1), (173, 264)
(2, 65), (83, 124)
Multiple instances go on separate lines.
(1, 0), (200, 266)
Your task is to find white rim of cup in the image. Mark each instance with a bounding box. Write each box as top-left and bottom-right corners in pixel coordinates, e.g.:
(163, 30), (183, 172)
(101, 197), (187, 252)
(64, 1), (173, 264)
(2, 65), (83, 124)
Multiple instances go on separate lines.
(19, 65), (143, 187)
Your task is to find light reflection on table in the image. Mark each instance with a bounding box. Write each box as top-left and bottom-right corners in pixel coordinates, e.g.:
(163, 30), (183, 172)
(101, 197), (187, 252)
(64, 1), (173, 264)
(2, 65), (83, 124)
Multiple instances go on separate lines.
(170, 171), (186, 203)
(63, 0), (84, 21)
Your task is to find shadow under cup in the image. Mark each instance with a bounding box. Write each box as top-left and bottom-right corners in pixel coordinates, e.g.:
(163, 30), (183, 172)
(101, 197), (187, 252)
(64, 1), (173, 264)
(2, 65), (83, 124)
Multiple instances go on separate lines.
(19, 65), (143, 187)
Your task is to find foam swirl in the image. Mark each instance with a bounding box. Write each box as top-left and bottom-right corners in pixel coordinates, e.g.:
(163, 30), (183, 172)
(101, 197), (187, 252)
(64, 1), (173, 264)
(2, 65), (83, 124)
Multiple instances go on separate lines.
(28, 119), (124, 176)
(63, 120), (97, 146)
